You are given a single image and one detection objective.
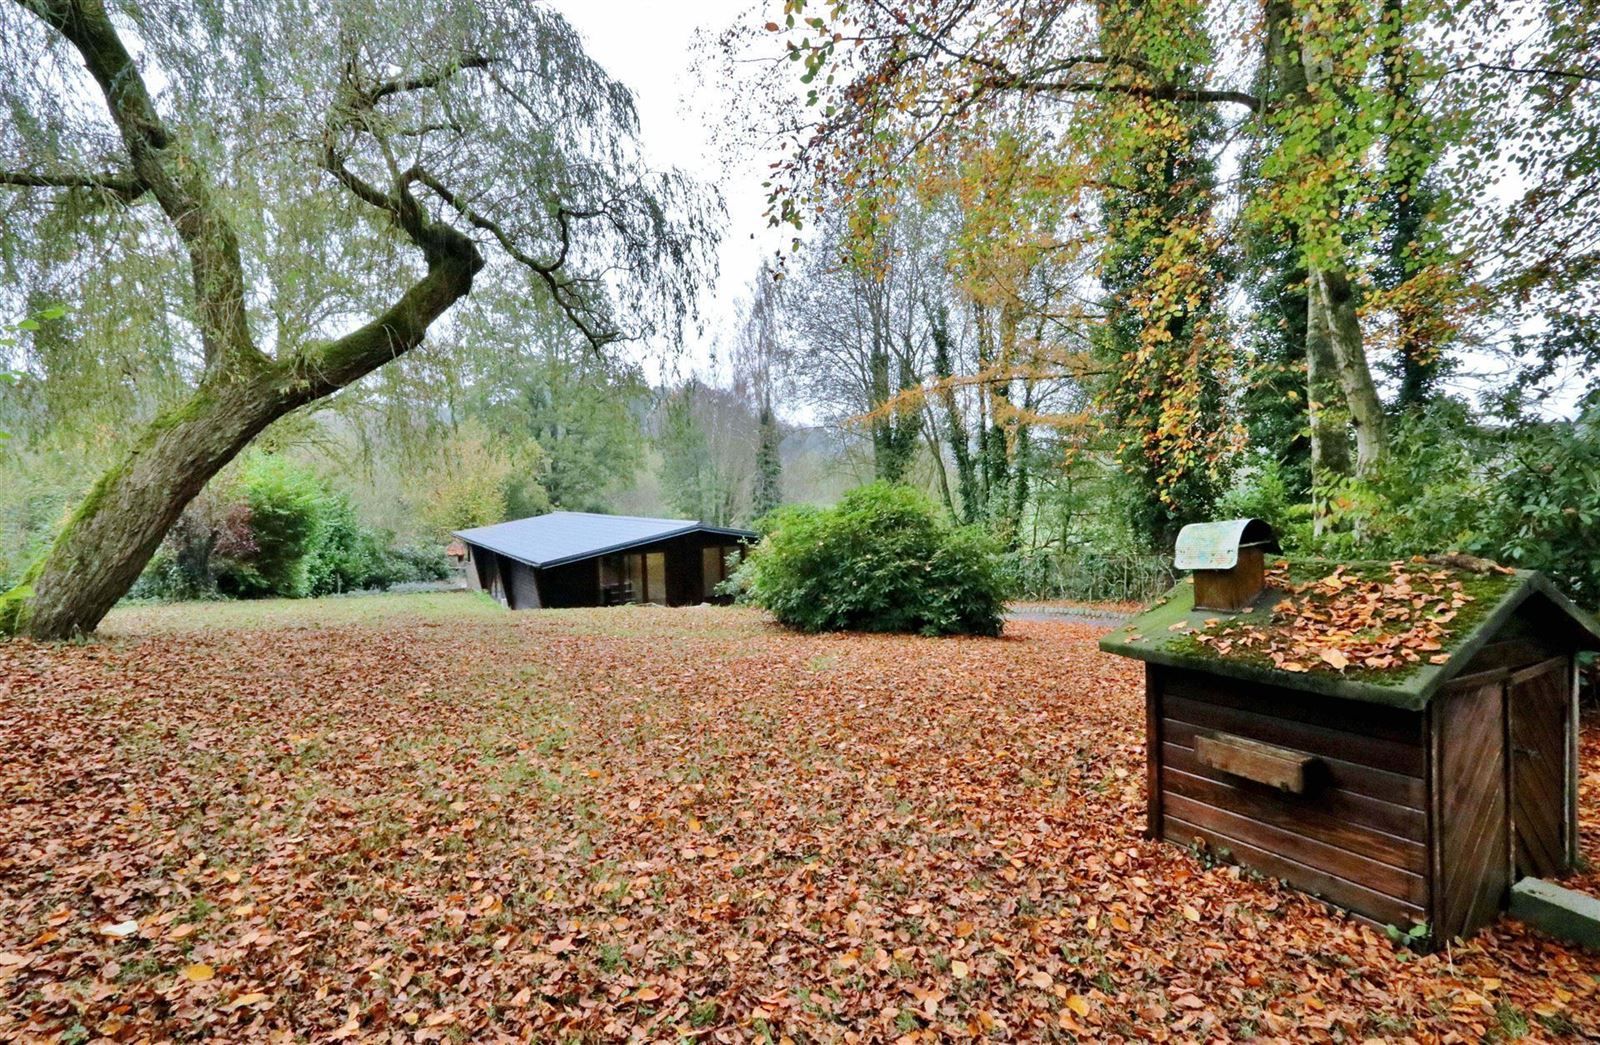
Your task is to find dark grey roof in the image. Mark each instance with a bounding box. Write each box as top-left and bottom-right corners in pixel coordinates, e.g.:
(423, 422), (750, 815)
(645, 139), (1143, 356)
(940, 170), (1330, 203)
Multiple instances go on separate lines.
(453, 512), (757, 569)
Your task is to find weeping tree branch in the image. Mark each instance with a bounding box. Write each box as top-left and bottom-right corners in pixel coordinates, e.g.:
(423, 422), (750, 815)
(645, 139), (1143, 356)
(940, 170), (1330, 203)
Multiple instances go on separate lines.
(323, 46), (620, 348)
(409, 166), (620, 347)
(307, 147), (485, 391)
(0, 167), (147, 201)
(14, 0), (263, 372)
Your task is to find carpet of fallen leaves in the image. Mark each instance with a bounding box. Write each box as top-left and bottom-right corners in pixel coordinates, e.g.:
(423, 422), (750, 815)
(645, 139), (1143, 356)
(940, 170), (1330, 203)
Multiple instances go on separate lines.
(3, 592), (1599, 1043)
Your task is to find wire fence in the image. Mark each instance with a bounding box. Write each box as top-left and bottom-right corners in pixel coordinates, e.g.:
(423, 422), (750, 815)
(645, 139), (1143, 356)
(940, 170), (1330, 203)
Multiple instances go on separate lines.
(1009, 546), (1174, 604)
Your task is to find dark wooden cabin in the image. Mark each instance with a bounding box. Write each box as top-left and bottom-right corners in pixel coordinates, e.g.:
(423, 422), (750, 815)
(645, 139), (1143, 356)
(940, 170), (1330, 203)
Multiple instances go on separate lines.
(455, 512), (756, 610)
(1101, 520), (1600, 944)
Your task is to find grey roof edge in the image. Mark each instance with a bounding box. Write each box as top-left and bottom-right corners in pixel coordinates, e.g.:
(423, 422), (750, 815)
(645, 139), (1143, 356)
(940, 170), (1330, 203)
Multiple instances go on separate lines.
(1098, 569), (1600, 710)
(1414, 572), (1600, 703)
(452, 521), (758, 570)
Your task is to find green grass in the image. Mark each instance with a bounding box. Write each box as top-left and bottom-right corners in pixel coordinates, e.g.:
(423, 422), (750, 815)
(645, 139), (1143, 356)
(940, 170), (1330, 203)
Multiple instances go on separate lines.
(101, 589), (505, 634)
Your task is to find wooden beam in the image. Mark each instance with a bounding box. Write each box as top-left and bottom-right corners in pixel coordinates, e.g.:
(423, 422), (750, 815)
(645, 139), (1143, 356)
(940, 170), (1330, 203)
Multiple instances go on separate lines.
(1194, 732), (1315, 794)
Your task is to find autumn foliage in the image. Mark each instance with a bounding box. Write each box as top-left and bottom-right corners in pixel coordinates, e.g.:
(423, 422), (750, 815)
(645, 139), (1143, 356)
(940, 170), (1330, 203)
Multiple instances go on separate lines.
(2, 593), (1598, 1039)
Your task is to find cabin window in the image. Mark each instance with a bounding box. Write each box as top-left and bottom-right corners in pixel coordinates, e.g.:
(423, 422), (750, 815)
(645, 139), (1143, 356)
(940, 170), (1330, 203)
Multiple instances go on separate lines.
(701, 545), (739, 595)
(599, 549), (671, 605)
(644, 552), (666, 605)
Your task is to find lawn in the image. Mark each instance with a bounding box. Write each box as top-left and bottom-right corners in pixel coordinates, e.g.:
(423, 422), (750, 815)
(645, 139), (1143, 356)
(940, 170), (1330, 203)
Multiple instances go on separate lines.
(2, 592), (1597, 1041)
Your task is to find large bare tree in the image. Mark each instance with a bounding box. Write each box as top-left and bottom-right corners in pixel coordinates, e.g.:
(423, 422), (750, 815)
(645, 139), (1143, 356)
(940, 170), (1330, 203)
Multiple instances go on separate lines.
(0, 0), (714, 638)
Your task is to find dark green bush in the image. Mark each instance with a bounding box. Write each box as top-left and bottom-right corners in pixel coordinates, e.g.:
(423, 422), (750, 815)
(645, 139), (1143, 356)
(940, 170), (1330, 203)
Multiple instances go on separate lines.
(735, 482), (1010, 636)
(217, 455), (324, 598)
(304, 494), (391, 596)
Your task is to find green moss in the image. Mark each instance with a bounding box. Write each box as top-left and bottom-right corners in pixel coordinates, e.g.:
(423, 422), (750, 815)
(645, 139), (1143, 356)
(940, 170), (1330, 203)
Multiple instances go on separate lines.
(0, 582), (33, 636)
(1099, 557), (1570, 709)
(1163, 560), (1519, 686)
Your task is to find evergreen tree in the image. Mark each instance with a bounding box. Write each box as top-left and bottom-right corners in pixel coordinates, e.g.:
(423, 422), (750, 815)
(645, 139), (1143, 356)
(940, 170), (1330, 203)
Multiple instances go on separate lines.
(752, 399), (783, 520)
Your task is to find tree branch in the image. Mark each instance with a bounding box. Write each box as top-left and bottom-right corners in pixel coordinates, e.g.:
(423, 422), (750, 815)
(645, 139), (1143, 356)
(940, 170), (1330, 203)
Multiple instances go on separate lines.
(367, 54), (492, 102)
(1448, 61), (1600, 85)
(408, 167), (620, 348)
(14, 0), (262, 371)
(979, 74), (1260, 110)
(302, 154), (484, 395)
(0, 167), (147, 201)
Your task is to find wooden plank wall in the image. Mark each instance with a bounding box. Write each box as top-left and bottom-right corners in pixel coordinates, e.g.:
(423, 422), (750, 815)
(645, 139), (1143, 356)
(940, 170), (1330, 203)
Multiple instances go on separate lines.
(1431, 680), (1510, 940)
(1156, 667), (1430, 928)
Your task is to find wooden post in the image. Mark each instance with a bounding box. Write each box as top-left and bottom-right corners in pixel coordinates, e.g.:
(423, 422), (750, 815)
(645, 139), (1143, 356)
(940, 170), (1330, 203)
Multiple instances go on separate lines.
(1145, 663), (1163, 840)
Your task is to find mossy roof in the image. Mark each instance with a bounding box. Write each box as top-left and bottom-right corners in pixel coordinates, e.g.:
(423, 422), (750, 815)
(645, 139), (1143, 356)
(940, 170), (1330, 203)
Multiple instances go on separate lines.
(1098, 562), (1600, 710)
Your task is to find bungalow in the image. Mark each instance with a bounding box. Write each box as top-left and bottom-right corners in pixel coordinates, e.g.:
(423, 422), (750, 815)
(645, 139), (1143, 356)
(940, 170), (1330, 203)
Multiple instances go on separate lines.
(454, 512), (757, 610)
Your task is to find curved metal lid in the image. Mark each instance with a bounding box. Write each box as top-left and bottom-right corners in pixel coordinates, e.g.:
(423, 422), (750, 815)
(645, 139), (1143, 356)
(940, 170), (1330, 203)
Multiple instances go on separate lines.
(1174, 518), (1280, 571)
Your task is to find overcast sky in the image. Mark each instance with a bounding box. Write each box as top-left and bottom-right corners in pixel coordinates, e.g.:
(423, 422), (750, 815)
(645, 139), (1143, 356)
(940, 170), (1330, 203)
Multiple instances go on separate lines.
(547, 0), (789, 387)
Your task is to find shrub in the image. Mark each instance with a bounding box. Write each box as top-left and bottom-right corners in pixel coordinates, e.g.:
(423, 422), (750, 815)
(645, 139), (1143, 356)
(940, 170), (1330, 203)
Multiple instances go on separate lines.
(1219, 399), (1600, 609)
(735, 482), (1010, 636)
(133, 453), (448, 602)
(218, 455), (325, 598)
(304, 495), (392, 596)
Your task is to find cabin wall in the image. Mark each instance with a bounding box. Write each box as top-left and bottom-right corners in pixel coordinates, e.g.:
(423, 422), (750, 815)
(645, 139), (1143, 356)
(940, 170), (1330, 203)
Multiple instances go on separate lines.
(541, 560), (601, 608)
(1430, 679), (1509, 940)
(461, 532), (749, 610)
(506, 561), (542, 610)
(1153, 666), (1430, 929)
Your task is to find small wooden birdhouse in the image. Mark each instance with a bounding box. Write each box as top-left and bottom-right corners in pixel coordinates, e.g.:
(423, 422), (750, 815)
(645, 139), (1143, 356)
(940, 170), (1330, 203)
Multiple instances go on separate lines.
(1100, 555), (1600, 946)
(1174, 518), (1281, 612)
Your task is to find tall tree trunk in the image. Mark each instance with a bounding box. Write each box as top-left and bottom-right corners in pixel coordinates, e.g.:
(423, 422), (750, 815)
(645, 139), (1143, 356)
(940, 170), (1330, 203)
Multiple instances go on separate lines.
(1311, 267), (1386, 477)
(1296, 5), (1386, 483)
(1256, 0), (1388, 512)
(1305, 271), (1353, 532)
(929, 299), (978, 522)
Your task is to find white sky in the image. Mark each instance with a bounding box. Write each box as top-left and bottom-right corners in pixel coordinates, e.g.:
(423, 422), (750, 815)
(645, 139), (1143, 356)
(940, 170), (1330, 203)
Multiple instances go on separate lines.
(547, 0), (790, 387)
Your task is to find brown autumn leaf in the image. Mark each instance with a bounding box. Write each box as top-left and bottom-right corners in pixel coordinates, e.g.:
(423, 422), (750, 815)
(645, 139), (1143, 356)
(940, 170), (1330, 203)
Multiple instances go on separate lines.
(1317, 648), (1350, 671)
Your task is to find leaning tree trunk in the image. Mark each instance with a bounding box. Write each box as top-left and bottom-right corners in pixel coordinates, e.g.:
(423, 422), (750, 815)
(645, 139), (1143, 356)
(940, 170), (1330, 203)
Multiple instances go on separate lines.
(5, 373), (295, 638)
(1, 235), (480, 641)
